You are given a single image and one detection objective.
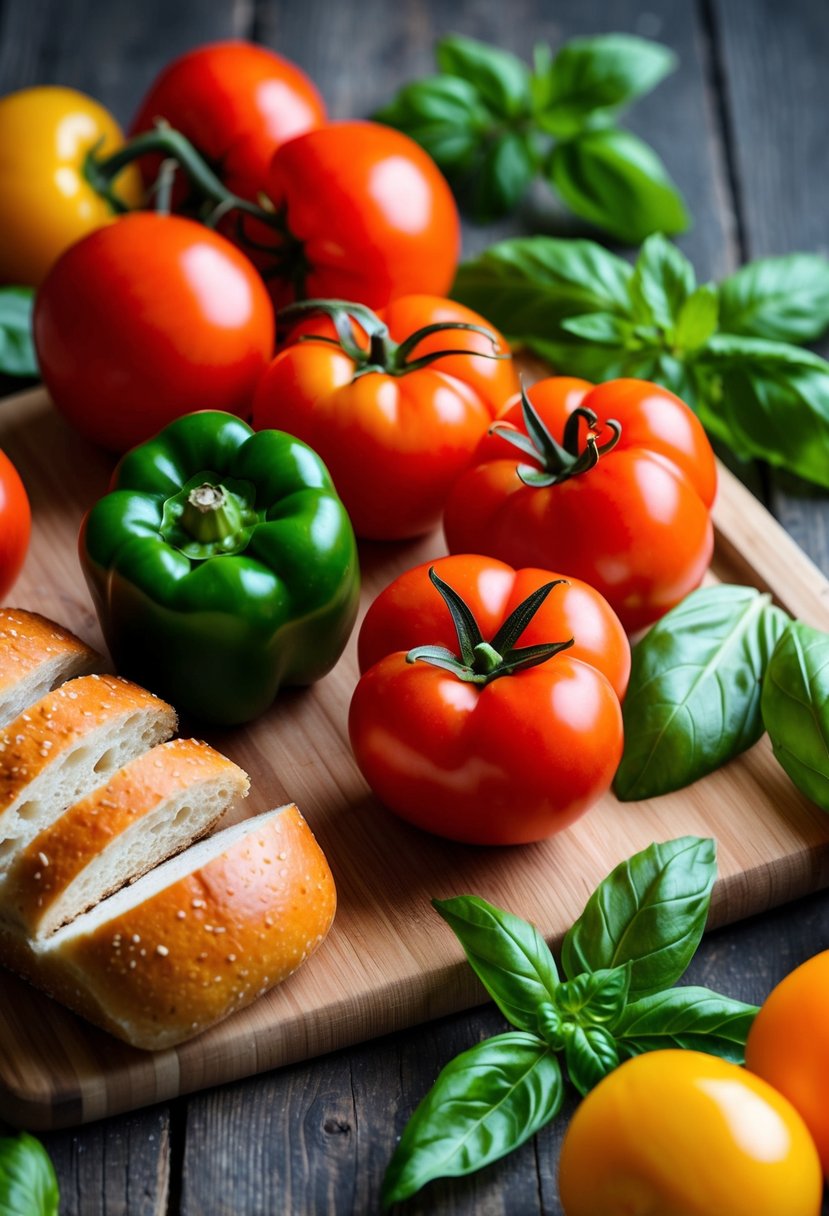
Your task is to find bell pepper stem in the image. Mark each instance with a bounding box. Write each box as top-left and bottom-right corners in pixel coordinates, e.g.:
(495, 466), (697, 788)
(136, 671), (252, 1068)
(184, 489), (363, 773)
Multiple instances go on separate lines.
(179, 484), (243, 544)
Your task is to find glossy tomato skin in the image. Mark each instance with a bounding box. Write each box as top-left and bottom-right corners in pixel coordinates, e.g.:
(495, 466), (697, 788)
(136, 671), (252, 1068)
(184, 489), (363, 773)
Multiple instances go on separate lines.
(0, 450), (31, 599)
(34, 213), (275, 453)
(746, 950), (829, 1175)
(358, 554), (631, 701)
(0, 87), (142, 287)
(252, 297), (518, 539)
(265, 122), (461, 310)
(558, 1050), (823, 1216)
(130, 41), (326, 203)
(444, 378), (717, 634)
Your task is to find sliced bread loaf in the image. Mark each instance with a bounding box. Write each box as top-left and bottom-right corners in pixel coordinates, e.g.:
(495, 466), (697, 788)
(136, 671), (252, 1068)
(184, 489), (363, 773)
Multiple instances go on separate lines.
(0, 608), (104, 729)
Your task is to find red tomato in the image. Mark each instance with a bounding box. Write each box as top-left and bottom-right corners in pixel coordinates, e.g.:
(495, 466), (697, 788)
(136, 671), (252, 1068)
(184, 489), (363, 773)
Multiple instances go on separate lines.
(260, 122), (460, 310)
(34, 213), (275, 452)
(746, 950), (829, 1176)
(444, 378), (717, 634)
(349, 557), (623, 845)
(0, 450), (31, 599)
(252, 296), (518, 539)
(358, 554), (631, 701)
(130, 41), (326, 204)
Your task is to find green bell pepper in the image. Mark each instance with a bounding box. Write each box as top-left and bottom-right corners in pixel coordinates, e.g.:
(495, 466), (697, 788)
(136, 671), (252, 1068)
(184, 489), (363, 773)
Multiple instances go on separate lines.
(80, 411), (360, 725)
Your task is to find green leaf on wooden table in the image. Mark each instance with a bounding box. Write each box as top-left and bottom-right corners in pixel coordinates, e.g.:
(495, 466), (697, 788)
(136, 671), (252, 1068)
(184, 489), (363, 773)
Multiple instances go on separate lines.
(615, 987), (759, 1064)
(434, 895), (559, 1034)
(629, 233), (696, 330)
(436, 35), (532, 118)
(563, 1023), (619, 1095)
(536, 34), (677, 139)
(615, 586), (790, 801)
(553, 964), (631, 1029)
(374, 75), (489, 169)
(559, 311), (635, 345)
(675, 283), (719, 351)
(698, 335), (829, 487)
(0, 1132), (59, 1216)
(762, 620), (829, 811)
(464, 132), (538, 223)
(382, 1033), (563, 1207)
(561, 836), (716, 1000)
(0, 288), (38, 378)
(549, 128), (689, 245)
(718, 253), (829, 343)
(451, 236), (633, 343)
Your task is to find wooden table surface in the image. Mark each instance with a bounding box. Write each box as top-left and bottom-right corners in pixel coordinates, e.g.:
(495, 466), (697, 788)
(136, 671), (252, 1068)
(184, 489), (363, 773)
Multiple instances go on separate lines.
(1, 0), (828, 1212)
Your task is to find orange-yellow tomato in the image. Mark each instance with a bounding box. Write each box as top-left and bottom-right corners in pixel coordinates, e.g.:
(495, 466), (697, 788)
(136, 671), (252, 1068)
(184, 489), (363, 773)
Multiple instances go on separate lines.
(0, 86), (142, 286)
(746, 950), (829, 1176)
(558, 1050), (822, 1216)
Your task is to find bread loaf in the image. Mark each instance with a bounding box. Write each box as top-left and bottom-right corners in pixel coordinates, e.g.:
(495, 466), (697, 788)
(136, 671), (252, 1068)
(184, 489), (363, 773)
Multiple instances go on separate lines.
(35, 804), (337, 1050)
(0, 673), (176, 873)
(0, 738), (249, 939)
(0, 608), (104, 729)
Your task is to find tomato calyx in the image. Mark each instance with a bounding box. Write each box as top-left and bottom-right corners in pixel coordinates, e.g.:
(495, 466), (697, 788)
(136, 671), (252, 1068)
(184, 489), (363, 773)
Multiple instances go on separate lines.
(278, 299), (507, 380)
(491, 387), (622, 487)
(406, 567), (574, 684)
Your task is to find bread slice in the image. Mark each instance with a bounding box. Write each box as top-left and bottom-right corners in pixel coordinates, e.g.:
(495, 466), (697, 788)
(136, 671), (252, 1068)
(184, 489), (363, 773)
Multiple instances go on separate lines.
(0, 738), (249, 939)
(0, 674), (176, 874)
(35, 804), (337, 1050)
(0, 608), (105, 729)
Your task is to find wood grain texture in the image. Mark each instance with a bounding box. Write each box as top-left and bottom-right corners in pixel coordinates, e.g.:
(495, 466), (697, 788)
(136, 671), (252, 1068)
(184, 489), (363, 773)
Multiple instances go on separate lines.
(1, 385), (829, 1131)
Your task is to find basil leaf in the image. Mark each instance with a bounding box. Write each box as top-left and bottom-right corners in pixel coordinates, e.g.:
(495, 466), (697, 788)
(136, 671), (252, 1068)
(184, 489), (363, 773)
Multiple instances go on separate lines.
(564, 1023), (619, 1096)
(719, 253), (829, 343)
(451, 236), (632, 343)
(615, 986), (758, 1064)
(525, 337), (630, 381)
(374, 75), (488, 169)
(434, 895), (559, 1034)
(0, 1132), (59, 1216)
(561, 836), (716, 1000)
(436, 35), (532, 118)
(382, 1033), (563, 1206)
(554, 964), (630, 1029)
(0, 289), (38, 378)
(762, 621), (829, 811)
(549, 128), (688, 245)
(539, 34), (677, 138)
(464, 132), (537, 223)
(700, 335), (829, 487)
(560, 311), (634, 345)
(615, 586), (790, 801)
(675, 283), (719, 351)
(629, 233), (696, 330)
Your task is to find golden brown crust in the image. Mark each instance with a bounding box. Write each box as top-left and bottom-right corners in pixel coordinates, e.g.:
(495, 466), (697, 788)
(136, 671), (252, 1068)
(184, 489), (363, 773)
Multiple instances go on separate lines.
(0, 674), (177, 821)
(0, 608), (102, 692)
(41, 805), (337, 1050)
(4, 738), (249, 937)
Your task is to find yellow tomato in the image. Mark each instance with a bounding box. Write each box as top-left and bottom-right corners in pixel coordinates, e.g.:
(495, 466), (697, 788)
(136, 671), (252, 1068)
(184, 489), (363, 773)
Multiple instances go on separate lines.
(558, 1049), (822, 1216)
(0, 86), (142, 286)
(746, 950), (829, 1176)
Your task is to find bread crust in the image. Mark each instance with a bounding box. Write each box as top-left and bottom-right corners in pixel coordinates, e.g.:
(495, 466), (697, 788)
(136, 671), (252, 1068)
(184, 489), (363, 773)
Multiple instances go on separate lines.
(0, 609), (103, 718)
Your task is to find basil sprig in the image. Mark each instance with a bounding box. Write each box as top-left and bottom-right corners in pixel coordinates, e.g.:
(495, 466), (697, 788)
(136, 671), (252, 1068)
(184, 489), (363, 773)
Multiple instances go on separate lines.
(615, 586), (790, 801)
(761, 620), (829, 811)
(374, 33), (687, 240)
(0, 1132), (59, 1216)
(0, 289), (38, 378)
(452, 233), (829, 487)
(382, 837), (757, 1207)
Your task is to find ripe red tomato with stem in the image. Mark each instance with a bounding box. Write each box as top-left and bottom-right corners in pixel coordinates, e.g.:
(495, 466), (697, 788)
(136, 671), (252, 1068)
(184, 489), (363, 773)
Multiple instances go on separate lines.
(0, 450), (31, 599)
(253, 296), (518, 539)
(350, 562), (623, 845)
(443, 378), (717, 633)
(34, 212), (275, 453)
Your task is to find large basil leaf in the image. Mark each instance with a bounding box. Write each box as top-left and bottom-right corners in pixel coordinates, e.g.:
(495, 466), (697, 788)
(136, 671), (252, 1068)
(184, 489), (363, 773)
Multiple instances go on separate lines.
(451, 237), (632, 343)
(374, 75), (488, 170)
(675, 284), (719, 352)
(561, 836), (716, 1000)
(0, 289), (38, 378)
(0, 1133), (59, 1216)
(718, 253), (829, 343)
(615, 986), (758, 1064)
(382, 1034), (563, 1206)
(629, 233), (696, 330)
(762, 621), (829, 811)
(549, 128), (688, 245)
(538, 34), (677, 138)
(434, 896), (559, 1034)
(564, 1023), (619, 1096)
(436, 35), (532, 118)
(615, 586), (790, 800)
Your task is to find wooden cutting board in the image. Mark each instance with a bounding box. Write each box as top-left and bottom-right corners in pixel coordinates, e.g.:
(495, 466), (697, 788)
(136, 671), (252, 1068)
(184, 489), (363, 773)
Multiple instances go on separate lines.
(1, 387), (829, 1131)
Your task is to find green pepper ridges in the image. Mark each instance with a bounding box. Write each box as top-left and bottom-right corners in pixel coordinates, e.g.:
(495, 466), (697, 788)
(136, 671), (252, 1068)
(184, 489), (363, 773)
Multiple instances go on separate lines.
(80, 411), (360, 725)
